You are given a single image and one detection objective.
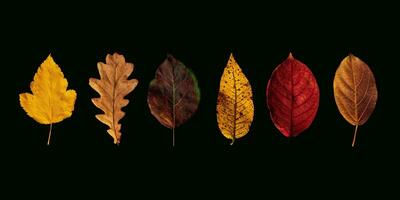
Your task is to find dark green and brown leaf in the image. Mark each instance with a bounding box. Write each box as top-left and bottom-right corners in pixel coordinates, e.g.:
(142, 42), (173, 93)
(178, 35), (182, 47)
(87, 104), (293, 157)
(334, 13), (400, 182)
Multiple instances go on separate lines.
(147, 54), (200, 146)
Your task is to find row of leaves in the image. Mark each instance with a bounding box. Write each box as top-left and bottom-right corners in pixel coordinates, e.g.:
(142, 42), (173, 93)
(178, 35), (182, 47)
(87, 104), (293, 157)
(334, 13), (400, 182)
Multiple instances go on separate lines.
(19, 53), (377, 147)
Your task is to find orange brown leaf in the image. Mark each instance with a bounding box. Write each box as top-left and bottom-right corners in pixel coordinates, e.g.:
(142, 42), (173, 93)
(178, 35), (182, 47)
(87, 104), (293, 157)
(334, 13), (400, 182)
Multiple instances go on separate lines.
(89, 53), (138, 144)
(333, 54), (378, 147)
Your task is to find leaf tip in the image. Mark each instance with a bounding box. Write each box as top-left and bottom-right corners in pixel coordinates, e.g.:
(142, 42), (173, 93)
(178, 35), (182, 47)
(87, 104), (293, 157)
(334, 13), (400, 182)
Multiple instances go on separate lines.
(346, 53), (359, 63)
(228, 53), (237, 63)
(288, 52), (294, 59)
(44, 53), (56, 65)
(166, 54), (176, 63)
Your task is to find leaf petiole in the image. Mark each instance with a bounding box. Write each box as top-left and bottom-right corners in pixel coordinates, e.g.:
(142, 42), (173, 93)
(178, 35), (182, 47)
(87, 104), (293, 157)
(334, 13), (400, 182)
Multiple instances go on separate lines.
(230, 137), (235, 145)
(172, 127), (175, 147)
(47, 123), (53, 146)
(352, 125), (358, 147)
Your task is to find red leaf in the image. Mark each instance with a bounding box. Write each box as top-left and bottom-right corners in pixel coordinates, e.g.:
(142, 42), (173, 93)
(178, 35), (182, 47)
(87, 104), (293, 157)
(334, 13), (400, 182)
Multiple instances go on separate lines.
(266, 53), (319, 137)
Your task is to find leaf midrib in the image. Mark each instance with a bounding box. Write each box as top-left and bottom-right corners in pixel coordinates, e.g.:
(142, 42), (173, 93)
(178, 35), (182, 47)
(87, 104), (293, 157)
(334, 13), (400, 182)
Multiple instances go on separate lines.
(350, 57), (358, 122)
(112, 64), (117, 141)
(233, 65), (237, 140)
(49, 72), (53, 123)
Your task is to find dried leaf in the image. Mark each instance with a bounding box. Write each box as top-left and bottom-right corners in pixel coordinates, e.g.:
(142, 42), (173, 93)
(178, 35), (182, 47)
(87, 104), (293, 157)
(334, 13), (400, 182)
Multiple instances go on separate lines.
(147, 54), (200, 147)
(217, 53), (254, 145)
(19, 54), (77, 145)
(333, 54), (377, 147)
(266, 53), (319, 138)
(89, 53), (138, 144)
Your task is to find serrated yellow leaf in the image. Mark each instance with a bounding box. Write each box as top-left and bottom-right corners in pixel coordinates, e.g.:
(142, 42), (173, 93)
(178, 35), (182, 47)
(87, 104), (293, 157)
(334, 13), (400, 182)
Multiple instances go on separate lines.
(19, 54), (77, 145)
(217, 53), (254, 145)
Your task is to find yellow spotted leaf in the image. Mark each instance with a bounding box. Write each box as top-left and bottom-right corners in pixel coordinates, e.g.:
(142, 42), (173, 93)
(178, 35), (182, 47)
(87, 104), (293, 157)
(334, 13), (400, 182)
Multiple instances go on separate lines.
(333, 54), (378, 147)
(217, 53), (254, 145)
(89, 53), (138, 145)
(19, 54), (77, 145)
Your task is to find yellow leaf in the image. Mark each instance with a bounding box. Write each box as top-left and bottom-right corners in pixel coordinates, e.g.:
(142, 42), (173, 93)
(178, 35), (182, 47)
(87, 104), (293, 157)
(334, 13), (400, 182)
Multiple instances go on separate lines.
(19, 54), (77, 145)
(89, 53), (138, 144)
(217, 53), (254, 145)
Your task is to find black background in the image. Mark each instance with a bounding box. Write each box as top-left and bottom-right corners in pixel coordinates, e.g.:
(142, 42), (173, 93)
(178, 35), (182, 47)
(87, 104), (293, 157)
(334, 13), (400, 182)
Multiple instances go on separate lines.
(3, 2), (399, 197)
(13, 47), (389, 155)
(8, 47), (395, 193)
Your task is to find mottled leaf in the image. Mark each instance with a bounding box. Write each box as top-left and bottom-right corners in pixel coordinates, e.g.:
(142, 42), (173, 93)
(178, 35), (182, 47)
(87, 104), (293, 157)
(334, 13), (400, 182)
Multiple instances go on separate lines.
(217, 53), (254, 145)
(266, 53), (319, 137)
(147, 54), (200, 147)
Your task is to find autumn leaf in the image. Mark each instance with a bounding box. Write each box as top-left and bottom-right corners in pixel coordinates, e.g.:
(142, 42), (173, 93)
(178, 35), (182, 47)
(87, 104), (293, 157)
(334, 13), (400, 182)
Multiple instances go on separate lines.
(89, 53), (138, 145)
(19, 54), (77, 145)
(217, 53), (254, 145)
(147, 54), (200, 147)
(333, 54), (377, 147)
(266, 53), (319, 138)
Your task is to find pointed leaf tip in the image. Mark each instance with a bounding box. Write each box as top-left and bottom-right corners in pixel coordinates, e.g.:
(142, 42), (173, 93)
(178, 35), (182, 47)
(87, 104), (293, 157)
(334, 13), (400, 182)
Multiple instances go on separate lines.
(229, 53), (235, 60)
(44, 54), (56, 65)
(288, 52), (294, 59)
